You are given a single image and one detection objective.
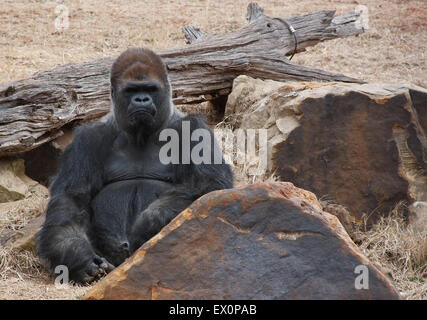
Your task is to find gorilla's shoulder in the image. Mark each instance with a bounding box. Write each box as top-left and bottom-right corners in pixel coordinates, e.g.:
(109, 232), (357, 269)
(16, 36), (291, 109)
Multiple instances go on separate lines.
(168, 113), (210, 131)
(70, 115), (119, 150)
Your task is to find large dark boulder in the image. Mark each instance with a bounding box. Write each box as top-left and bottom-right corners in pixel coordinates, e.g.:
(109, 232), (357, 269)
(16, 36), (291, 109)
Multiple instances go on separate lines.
(224, 76), (427, 223)
(85, 182), (400, 300)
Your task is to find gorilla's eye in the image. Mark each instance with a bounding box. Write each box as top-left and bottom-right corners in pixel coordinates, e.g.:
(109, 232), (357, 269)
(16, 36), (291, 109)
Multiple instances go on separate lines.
(123, 86), (140, 95)
(124, 81), (160, 94)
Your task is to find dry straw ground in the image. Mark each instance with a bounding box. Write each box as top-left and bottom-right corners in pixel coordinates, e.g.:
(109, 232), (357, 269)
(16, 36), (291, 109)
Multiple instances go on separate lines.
(1, 0), (426, 86)
(0, 0), (426, 300)
(354, 204), (427, 300)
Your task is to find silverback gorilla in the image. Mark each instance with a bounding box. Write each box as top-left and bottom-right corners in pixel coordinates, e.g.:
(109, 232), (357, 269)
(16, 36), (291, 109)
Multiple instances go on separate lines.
(36, 48), (233, 283)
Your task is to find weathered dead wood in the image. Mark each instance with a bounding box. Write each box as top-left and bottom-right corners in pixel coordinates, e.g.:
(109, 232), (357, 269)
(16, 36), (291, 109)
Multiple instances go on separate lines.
(0, 2), (365, 156)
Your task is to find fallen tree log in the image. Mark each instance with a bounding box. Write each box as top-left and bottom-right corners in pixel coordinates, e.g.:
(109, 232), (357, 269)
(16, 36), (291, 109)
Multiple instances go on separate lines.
(0, 2), (364, 156)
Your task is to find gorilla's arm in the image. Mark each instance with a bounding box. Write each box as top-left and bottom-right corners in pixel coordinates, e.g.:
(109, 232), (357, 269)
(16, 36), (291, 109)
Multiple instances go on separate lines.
(129, 115), (233, 251)
(36, 121), (117, 283)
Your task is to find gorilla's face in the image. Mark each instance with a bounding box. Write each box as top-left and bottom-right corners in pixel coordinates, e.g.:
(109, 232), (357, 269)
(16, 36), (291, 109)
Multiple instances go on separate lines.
(110, 48), (172, 138)
(114, 79), (169, 134)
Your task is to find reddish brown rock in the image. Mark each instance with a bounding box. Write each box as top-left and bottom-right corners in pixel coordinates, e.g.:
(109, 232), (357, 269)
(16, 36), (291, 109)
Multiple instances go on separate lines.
(84, 182), (400, 300)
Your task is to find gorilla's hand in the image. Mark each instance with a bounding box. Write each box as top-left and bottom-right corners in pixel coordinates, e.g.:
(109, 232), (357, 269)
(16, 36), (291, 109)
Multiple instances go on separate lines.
(129, 191), (193, 252)
(72, 254), (115, 284)
(129, 206), (175, 252)
(37, 220), (116, 284)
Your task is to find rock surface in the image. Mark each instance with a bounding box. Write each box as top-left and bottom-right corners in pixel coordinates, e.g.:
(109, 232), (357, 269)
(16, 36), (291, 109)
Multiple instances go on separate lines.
(0, 158), (49, 250)
(225, 76), (427, 222)
(408, 201), (427, 234)
(0, 158), (31, 202)
(84, 182), (400, 300)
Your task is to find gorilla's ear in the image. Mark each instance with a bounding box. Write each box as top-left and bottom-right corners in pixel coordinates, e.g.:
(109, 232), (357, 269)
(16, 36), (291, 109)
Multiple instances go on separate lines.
(110, 86), (116, 100)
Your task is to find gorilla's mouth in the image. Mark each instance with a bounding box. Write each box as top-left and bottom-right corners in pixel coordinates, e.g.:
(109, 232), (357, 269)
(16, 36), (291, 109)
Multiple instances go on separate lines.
(128, 109), (156, 125)
(129, 108), (156, 117)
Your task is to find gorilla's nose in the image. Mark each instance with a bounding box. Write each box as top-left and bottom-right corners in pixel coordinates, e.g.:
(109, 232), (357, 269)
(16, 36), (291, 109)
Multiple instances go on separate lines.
(132, 94), (152, 107)
(131, 94), (156, 116)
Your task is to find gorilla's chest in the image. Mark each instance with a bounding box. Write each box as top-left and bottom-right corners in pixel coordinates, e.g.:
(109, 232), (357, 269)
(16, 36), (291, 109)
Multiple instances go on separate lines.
(104, 135), (174, 184)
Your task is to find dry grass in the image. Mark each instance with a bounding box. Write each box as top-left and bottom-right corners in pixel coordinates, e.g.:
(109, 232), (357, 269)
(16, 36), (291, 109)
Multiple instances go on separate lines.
(0, 186), (91, 300)
(0, 194), (47, 235)
(0, 246), (91, 300)
(0, 0), (425, 300)
(353, 202), (427, 300)
(0, 0), (426, 86)
(214, 121), (280, 185)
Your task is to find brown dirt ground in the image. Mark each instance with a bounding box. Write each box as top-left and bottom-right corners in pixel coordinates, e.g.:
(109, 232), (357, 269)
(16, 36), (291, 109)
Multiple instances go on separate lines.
(1, 0), (426, 86)
(0, 0), (425, 300)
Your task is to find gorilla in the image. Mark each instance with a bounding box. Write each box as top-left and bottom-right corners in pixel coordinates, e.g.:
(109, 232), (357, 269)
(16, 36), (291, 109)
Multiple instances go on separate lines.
(36, 48), (233, 283)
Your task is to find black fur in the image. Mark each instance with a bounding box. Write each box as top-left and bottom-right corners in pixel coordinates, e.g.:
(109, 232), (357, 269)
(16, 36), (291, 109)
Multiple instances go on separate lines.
(36, 48), (233, 284)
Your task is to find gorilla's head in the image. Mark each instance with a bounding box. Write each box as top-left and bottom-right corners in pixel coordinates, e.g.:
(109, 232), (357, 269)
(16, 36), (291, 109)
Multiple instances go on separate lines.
(110, 48), (172, 139)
